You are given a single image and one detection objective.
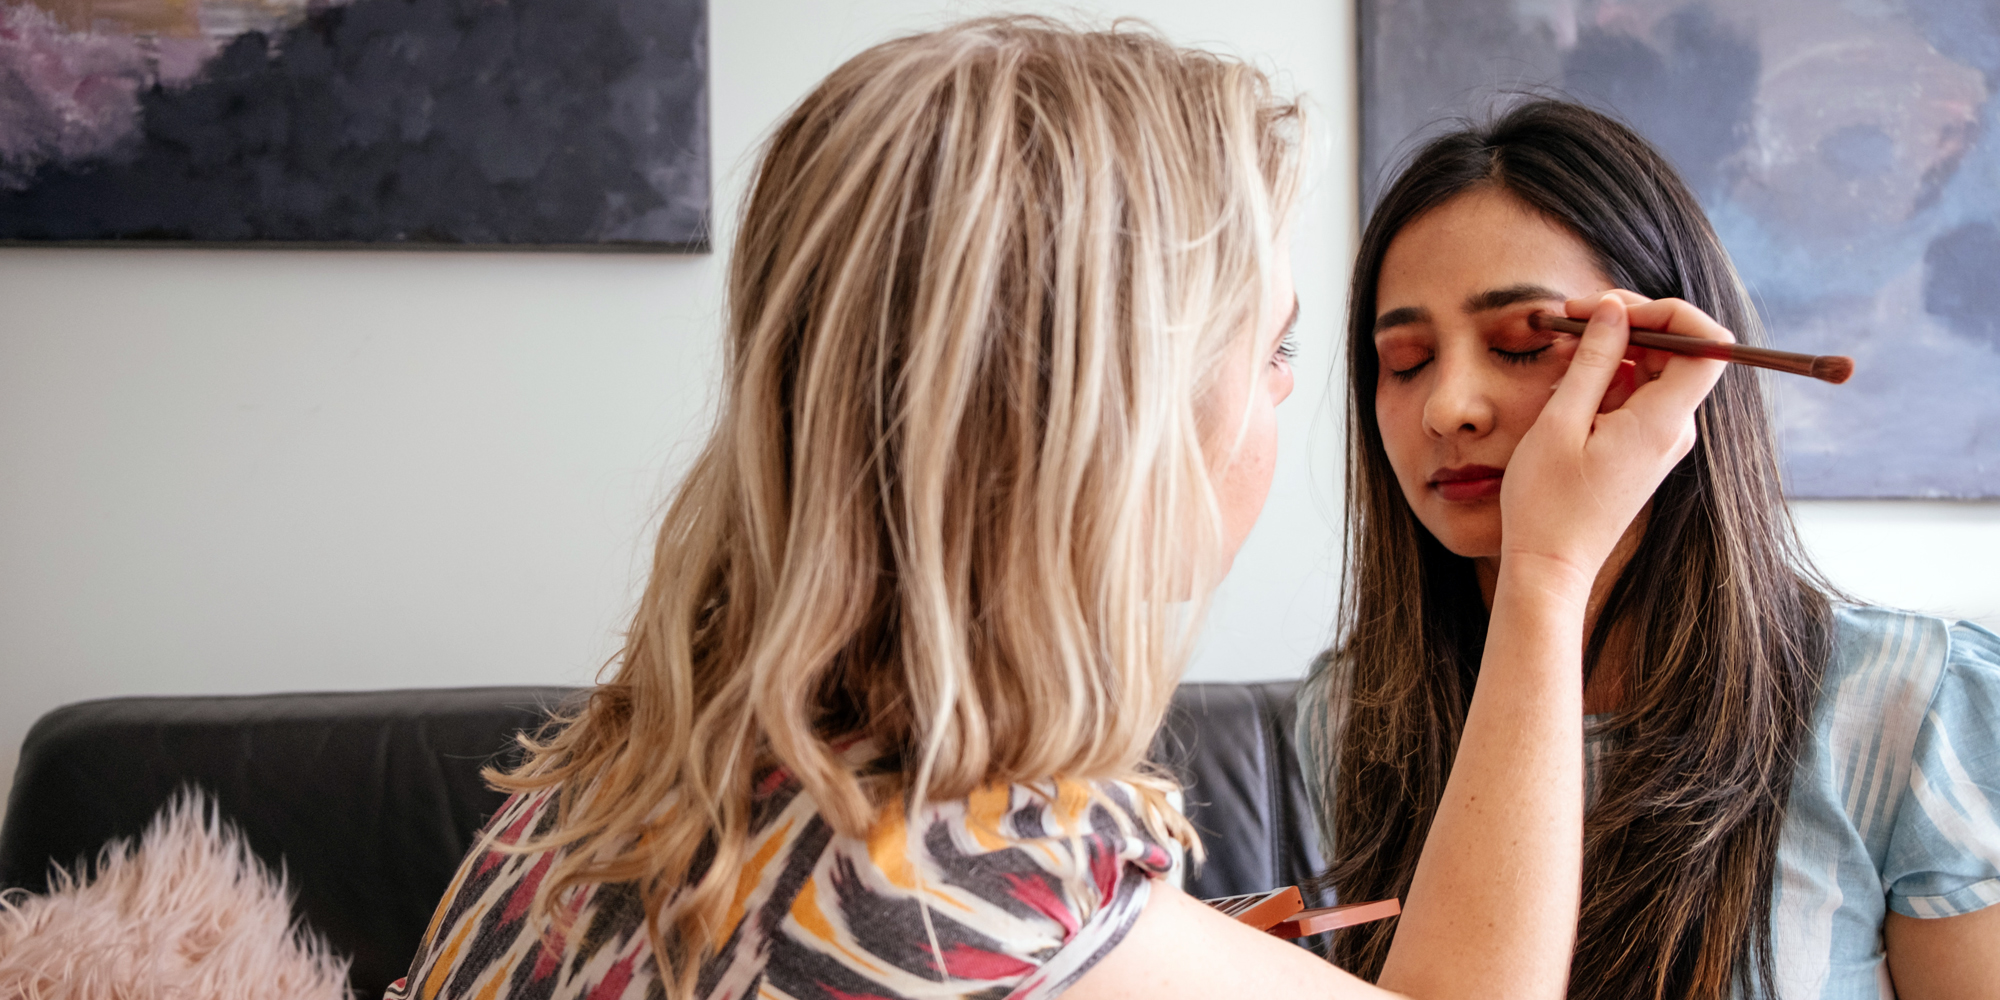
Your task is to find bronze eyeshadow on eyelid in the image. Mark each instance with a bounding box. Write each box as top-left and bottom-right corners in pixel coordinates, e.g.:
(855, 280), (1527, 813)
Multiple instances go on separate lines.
(1490, 328), (1559, 352)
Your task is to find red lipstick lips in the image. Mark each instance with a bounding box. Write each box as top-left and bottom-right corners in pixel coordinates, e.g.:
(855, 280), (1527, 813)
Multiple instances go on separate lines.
(1430, 464), (1504, 502)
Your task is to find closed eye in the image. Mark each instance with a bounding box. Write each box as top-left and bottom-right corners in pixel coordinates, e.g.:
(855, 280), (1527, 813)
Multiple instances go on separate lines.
(1384, 356), (1430, 381)
(1493, 345), (1551, 365)
(1377, 337), (1433, 381)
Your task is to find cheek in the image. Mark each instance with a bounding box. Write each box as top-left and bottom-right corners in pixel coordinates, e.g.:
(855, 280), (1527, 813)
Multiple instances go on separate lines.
(1269, 363), (1295, 406)
(1234, 402), (1280, 511)
(1373, 384), (1428, 486)
(1254, 401), (1280, 486)
(1203, 381), (1282, 550)
(1492, 368), (1558, 437)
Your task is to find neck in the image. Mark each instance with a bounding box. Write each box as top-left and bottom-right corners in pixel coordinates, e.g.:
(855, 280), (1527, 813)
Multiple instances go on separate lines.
(1474, 506), (1649, 715)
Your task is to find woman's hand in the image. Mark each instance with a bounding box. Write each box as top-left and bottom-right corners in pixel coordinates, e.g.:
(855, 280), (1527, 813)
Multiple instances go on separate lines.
(1497, 291), (1729, 599)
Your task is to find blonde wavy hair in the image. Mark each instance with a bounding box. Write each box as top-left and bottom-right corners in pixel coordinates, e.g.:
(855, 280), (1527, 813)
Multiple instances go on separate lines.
(494, 16), (1302, 996)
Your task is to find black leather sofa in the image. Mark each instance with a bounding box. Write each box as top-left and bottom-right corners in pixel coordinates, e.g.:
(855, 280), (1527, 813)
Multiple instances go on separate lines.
(0, 682), (1323, 998)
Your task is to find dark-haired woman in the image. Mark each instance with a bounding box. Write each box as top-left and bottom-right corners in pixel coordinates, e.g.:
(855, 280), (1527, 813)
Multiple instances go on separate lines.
(1302, 98), (2000, 1000)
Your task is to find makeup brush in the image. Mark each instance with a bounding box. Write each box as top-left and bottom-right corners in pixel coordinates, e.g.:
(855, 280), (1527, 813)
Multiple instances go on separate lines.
(1529, 313), (1854, 385)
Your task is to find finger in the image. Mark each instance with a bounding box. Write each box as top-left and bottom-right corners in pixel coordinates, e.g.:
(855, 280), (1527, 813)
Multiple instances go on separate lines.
(1569, 292), (1672, 375)
(1599, 359), (1643, 414)
(1619, 296), (1736, 346)
(1613, 333), (1726, 431)
(1568, 292), (1736, 346)
(1621, 296), (1733, 395)
(1628, 342), (1673, 380)
(1541, 294), (1634, 430)
(1572, 292), (1728, 383)
(1564, 288), (1650, 321)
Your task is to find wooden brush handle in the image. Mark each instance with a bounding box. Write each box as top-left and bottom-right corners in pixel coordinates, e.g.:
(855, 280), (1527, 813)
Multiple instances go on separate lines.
(1530, 313), (1848, 383)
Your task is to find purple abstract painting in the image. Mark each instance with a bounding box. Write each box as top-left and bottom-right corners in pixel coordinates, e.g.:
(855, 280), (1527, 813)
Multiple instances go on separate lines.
(0, 0), (708, 249)
(1361, 0), (2000, 497)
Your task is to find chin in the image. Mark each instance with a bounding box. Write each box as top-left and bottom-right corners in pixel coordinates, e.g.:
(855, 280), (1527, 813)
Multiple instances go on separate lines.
(1420, 511), (1500, 560)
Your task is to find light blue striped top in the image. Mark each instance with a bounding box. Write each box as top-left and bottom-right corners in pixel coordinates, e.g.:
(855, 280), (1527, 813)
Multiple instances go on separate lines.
(1582, 606), (2000, 998)
(1306, 605), (2000, 999)
(1738, 606), (1999, 998)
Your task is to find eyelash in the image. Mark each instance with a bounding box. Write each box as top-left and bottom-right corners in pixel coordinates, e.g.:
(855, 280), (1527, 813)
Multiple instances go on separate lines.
(1383, 344), (1549, 381)
(1494, 345), (1551, 365)
(1274, 333), (1299, 364)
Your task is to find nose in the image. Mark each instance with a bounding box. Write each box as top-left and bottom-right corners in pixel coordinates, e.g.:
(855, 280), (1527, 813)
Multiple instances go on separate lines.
(1421, 351), (1496, 441)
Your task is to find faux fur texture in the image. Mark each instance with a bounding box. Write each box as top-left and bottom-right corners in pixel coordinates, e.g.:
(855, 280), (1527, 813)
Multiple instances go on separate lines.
(0, 790), (351, 1000)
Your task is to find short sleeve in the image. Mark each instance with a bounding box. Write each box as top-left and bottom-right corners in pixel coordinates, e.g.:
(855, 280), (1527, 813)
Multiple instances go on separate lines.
(989, 781), (1176, 1000)
(1884, 621), (2000, 918)
(821, 779), (1174, 1000)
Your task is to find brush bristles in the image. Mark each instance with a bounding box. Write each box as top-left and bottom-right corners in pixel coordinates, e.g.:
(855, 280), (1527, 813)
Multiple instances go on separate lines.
(1811, 356), (1854, 384)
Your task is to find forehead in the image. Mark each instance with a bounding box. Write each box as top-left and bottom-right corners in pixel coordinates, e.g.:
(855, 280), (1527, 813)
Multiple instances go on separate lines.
(1375, 187), (1609, 317)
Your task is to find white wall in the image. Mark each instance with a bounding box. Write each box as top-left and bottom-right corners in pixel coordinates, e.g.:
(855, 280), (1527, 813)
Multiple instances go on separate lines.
(3, 0), (1997, 822)
(1792, 502), (2000, 627)
(0, 0), (1350, 823)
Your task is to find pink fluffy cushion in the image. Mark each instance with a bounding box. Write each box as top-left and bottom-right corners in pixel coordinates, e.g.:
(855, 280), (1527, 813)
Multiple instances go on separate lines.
(0, 791), (350, 1000)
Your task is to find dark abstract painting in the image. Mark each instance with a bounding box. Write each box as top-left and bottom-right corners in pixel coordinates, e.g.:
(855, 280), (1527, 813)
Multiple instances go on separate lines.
(1361, 0), (2000, 497)
(0, 0), (708, 248)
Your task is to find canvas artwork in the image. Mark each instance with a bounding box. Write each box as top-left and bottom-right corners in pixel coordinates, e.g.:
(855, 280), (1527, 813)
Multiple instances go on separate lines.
(0, 0), (708, 248)
(1360, 0), (2000, 498)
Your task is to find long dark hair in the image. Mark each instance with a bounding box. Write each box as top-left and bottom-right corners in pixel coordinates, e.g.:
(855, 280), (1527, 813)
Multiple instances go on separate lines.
(1307, 99), (1834, 1000)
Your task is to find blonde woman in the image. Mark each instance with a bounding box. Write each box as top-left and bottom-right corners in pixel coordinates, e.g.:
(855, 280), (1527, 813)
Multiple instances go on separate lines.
(390, 19), (1722, 1000)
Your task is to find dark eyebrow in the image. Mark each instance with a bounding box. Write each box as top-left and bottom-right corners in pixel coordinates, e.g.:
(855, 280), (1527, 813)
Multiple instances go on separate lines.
(1464, 283), (1567, 314)
(1373, 305), (1429, 333)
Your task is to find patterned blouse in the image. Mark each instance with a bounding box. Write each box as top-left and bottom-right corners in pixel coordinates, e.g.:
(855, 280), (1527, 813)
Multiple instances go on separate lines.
(387, 754), (1175, 1000)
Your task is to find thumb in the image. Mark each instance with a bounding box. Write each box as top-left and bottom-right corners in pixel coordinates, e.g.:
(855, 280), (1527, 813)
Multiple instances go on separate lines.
(1541, 294), (1632, 431)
